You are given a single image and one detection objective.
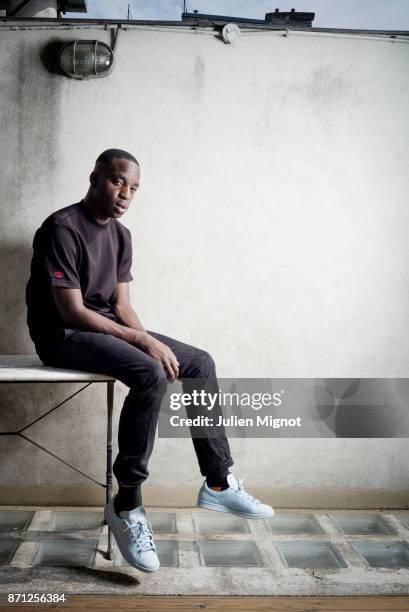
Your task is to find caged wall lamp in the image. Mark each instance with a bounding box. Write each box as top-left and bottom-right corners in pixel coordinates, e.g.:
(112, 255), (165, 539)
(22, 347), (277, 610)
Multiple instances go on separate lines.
(58, 39), (114, 79)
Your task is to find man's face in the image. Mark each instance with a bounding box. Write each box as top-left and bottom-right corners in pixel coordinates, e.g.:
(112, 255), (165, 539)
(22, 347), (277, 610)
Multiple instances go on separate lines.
(90, 157), (140, 219)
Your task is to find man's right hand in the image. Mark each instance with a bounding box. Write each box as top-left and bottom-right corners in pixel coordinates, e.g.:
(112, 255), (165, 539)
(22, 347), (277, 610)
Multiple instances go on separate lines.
(50, 287), (179, 379)
(133, 332), (180, 381)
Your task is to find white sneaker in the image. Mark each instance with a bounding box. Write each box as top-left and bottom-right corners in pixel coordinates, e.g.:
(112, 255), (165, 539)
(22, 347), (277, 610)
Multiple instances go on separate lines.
(197, 474), (274, 519)
(104, 496), (160, 572)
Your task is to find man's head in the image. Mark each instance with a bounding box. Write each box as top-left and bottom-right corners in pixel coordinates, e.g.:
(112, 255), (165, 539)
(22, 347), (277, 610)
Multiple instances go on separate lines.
(86, 148), (140, 222)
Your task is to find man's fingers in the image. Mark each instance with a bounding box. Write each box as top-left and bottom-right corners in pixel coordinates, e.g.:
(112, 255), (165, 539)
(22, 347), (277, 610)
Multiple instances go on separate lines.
(169, 353), (179, 378)
(171, 360), (179, 379)
(167, 358), (179, 380)
(161, 358), (175, 381)
(164, 348), (179, 379)
(151, 341), (180, 380)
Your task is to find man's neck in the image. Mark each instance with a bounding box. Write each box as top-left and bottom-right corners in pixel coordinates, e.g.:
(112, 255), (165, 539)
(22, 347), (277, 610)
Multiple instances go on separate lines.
(82, 196), (111, 225)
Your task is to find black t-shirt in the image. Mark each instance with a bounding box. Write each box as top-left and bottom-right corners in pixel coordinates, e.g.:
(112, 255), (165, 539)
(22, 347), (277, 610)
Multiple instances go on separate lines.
(26, 200), (133, 348)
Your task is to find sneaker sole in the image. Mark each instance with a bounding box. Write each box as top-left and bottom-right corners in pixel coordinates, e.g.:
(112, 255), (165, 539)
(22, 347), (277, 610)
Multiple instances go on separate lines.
(197, 499), (274, 519)
(104, 510), (160, 573)
(126, 559), (160, 573)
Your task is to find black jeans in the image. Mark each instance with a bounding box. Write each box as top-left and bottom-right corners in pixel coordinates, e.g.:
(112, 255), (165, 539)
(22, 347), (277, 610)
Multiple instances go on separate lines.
(36, 329), (234, 494)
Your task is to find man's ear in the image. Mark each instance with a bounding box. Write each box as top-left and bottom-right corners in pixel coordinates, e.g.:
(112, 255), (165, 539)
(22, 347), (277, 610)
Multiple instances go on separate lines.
(89, 171), (97, 187)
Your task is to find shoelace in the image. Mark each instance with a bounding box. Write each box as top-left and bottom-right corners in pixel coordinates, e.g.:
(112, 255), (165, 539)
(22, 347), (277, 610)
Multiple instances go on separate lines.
(236, 478), (261, 505)
(123, 519), (155, 553)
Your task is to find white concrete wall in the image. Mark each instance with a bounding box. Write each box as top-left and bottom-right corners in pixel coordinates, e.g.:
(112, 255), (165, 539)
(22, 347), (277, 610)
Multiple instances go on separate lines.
(0, 24), (408, 507)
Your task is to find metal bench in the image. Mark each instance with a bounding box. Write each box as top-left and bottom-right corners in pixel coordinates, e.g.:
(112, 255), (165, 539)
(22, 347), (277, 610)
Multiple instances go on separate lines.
(0, 355), (115, 560)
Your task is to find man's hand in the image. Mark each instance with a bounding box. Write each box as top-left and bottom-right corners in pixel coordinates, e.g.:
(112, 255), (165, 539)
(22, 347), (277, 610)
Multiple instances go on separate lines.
(51, 285), (179, 380)
(135, 332), (180, 381)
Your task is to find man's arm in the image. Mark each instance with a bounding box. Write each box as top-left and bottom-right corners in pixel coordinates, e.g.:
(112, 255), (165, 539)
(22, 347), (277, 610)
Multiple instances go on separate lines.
(114, 282), (180, 379)
(51, 286), (146, 344)
(51, 285), (179, 380)
(114, 282), (145, 332)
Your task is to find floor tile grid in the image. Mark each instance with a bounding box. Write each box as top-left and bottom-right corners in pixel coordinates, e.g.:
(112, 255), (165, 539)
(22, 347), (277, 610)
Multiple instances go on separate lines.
(264, 513), (409, 570)
(0, 510), (104, 568)
(93, 511), (409, 570)
(182, 512), (264, 570)
(1, 509), (48, 568)
(1, 509), (409, 570)
(173, 512), (409, 571)
(139, 510), (409, 570)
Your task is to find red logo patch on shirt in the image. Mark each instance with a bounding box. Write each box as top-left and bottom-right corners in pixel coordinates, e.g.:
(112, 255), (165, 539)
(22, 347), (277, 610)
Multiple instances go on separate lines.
(54, 271), (64, 279)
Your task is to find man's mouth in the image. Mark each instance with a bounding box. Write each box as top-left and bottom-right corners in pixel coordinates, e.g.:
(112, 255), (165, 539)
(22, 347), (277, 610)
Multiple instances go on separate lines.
(113, 203), (126, 214)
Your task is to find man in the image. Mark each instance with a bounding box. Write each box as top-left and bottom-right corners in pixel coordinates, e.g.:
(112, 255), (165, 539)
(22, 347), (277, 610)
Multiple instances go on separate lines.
(26, 149), (273, 573)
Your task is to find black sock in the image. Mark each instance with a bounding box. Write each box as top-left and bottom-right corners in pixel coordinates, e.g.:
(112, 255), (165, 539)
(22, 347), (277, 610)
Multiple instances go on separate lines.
(114, 486), (142, 515)
(206, 472), (230, 490)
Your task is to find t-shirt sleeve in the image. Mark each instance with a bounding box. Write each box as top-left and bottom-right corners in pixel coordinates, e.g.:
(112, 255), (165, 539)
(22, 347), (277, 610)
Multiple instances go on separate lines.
(118, 229), (133, 282)
(42, 224), (81, 288)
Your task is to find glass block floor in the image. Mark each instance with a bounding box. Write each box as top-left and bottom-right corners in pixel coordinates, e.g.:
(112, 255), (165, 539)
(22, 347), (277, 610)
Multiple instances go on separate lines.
(0, 507), (409, 597)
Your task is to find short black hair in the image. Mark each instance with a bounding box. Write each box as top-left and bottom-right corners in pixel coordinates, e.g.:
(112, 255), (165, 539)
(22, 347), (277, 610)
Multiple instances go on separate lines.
(96, 148), (139, 167)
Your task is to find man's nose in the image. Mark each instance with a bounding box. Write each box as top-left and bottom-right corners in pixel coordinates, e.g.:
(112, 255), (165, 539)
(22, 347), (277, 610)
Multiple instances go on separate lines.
(119, 186), (131, 200)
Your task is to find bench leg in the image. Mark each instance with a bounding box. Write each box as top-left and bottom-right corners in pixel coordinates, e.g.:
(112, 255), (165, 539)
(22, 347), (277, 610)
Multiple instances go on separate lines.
(106, 380), (115, 561)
